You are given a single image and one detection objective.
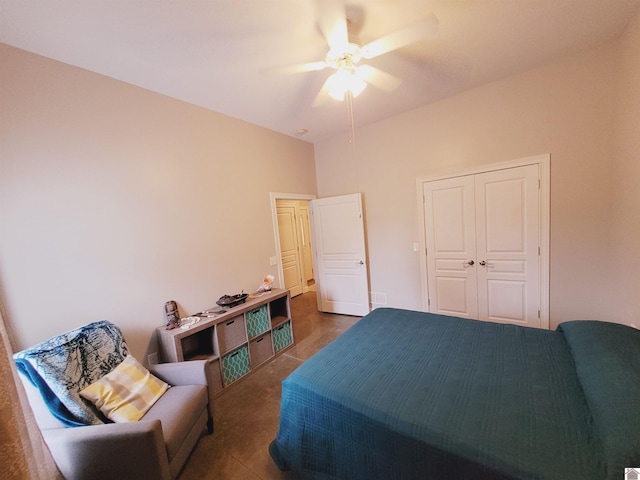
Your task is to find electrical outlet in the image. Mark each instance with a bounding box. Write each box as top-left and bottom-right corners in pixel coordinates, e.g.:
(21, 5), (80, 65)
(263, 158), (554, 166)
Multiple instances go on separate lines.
(148, 352), (158, 365)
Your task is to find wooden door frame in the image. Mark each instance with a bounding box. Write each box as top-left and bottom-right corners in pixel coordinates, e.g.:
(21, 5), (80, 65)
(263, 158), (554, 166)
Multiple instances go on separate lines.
(416, 154), (550, 329)
(270, 192), (317, 294)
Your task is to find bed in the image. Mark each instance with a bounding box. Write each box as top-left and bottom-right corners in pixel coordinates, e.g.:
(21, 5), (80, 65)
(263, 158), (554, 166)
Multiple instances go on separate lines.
(269, 308), (640, 480)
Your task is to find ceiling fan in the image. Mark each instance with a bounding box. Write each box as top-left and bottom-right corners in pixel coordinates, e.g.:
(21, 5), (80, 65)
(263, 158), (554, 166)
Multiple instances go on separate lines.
(281, 1), (439, 106)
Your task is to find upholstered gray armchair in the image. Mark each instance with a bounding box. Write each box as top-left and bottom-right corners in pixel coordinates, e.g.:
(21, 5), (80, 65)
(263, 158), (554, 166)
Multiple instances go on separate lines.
(15, 321), (215, 480)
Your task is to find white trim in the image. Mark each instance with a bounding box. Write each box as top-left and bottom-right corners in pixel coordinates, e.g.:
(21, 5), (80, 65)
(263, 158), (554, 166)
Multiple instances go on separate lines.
(416, 154), (551, 329)
(416, 181), (430, 313)
(538, 156), (551, 330)
(269, 192), (317, 291)
(416, 155), (548, 183)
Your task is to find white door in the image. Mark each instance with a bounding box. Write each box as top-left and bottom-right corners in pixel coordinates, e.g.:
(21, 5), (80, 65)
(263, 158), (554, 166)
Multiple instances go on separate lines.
(475, 165), (540, 326)
(423, 164), (541, 328)
(277, 204), (303, 297)
(310, 193), (370, 316)
(424, 174), (479, 319)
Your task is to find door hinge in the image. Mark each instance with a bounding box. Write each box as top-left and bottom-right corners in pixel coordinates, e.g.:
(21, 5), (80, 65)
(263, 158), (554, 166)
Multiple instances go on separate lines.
(538, 310), (541, 318)
(538, 246), (541, 255)
(427, 298), (431, 306)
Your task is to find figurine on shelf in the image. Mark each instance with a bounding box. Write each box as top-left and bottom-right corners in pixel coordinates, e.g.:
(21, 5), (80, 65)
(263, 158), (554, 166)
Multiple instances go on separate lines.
(164, 300), (181, 330)
(258, 275), (275, 292)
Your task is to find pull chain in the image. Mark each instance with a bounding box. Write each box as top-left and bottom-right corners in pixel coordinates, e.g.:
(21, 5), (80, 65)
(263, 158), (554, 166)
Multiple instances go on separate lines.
(345, 90), (360, 192)
(346, 89), (356, 150)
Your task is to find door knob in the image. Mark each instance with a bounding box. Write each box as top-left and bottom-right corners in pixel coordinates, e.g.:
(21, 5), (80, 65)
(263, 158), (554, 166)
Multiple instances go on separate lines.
(466, 260), (474, 266)
(479, 260), (486, 266)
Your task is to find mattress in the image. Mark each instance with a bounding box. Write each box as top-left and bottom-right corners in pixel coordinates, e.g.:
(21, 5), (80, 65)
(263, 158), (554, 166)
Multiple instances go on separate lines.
(269, 308), (640, 480)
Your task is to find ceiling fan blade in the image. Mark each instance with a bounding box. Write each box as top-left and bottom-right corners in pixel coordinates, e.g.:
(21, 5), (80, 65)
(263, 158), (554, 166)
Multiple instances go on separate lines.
(356, 65), (402, 92)
(275, 61), (329, 75)
(312, 76), (333, 107)
(361, 13), (439, 59)
(316, 0), (349, 51)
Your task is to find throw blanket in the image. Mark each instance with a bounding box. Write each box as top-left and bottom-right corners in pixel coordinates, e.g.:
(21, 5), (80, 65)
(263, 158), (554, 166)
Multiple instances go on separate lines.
(14, 320), (128, 427)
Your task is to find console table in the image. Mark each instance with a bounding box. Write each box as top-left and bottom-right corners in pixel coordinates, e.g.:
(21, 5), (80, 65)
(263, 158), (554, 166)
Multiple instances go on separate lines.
(156, 288), (293, 395)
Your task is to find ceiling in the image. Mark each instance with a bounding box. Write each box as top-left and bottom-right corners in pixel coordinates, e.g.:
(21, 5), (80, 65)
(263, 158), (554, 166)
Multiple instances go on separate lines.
(1, 0), (639, 143)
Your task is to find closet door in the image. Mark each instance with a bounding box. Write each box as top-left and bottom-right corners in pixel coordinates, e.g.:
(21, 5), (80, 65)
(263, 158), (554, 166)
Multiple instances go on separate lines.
(475, 164), (540, 326)
(423, 164), (541, 328)
(423, 175), (478, 319)
(276, 204), (304, 297)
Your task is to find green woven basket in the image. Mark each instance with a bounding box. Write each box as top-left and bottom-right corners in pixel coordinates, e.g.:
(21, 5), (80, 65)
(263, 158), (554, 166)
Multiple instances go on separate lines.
(246, 305), (269, 338)
(273, 321), (293, 352)
(221, 344), (250, 385)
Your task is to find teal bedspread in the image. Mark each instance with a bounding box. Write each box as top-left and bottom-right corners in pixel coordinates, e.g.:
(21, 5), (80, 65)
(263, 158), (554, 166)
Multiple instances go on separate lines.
(270, 308), (640, 480)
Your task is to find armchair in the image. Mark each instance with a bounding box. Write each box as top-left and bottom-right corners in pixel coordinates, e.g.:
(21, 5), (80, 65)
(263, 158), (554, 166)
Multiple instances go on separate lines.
(15, 321), (214, 480)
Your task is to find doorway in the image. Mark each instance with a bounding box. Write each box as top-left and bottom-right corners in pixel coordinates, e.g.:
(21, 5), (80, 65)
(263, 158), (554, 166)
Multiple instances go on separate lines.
(270, 192), (370, 316)
(275, 199), (315, 296)
(270, 193), (316, 298)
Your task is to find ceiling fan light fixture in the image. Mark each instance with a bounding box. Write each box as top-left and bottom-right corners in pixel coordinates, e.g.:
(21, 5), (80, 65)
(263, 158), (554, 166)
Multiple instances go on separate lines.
(327, 72), (347, 101)
(348, 75), (367, 98)
(325, 43), (362, 69)
(327, 68), (367, 101)
(281, 9), (438, 108)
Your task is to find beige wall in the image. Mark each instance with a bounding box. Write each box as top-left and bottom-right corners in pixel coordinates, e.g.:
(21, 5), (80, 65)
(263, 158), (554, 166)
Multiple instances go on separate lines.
(0, 44), (317, 359)
(612, 12), (640, 325)
(315, 27), (638, 329)
(2, 9), (638, 361)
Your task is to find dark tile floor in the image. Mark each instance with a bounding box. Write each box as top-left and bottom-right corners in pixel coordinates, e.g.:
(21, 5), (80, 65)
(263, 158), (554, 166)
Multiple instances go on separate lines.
(178, 291), (359, 480)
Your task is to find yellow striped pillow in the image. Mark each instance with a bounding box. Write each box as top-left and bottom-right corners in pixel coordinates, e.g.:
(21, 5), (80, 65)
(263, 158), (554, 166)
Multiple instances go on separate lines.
(80, 355), (170, 422)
